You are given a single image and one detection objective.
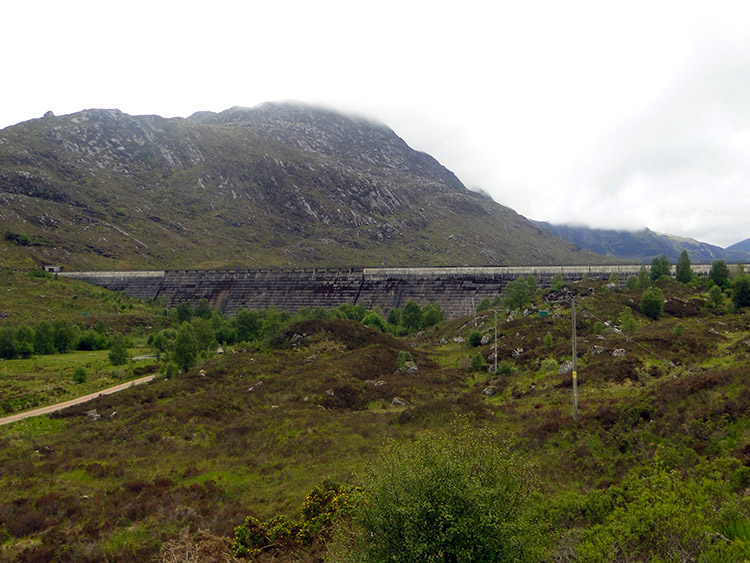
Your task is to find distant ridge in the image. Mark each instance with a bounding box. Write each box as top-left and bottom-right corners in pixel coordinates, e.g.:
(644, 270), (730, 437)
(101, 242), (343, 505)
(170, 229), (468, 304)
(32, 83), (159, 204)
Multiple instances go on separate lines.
(533, 222), (750, 263)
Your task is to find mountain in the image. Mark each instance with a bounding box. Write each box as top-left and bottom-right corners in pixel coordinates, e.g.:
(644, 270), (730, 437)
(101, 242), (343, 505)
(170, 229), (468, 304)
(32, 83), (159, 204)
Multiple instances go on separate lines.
(727, 238), (750, 255)
(0, 103), (608, 270)
(533, 222), (750, 263)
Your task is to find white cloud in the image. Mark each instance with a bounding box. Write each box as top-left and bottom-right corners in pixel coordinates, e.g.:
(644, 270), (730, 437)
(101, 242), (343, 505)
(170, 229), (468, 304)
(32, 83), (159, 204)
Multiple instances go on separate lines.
(3, 0), (750, 247)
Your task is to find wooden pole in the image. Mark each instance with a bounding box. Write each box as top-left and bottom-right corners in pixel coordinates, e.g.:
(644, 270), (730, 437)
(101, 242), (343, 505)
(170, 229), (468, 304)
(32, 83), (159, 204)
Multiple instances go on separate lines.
(572, 296), (578, 420)
(494, 309), (498, 373)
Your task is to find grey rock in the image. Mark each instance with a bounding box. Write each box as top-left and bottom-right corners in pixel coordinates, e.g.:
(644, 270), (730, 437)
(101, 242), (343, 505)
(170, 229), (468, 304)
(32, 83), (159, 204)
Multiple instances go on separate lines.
(403, 361), (419, 374)
(391, 397), (407, 407)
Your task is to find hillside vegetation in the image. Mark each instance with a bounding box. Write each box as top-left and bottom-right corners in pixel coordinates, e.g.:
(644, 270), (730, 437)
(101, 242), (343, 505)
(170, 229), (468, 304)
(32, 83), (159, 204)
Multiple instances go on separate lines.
(2, 265), (750, 561)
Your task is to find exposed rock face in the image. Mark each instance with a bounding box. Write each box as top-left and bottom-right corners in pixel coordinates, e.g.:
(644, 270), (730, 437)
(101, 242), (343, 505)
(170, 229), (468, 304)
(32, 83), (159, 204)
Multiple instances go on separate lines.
(0, 102), (602, 269)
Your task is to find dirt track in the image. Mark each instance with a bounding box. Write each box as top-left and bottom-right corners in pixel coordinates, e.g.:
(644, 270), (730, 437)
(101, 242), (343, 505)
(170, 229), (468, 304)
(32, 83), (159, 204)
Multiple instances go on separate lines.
(0, 375), (157, 426)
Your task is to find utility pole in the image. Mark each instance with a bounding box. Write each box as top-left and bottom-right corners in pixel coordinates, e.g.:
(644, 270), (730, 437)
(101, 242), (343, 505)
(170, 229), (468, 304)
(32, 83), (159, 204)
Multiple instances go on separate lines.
(572, 296), (578, 420)
(494, 309), (498, 373)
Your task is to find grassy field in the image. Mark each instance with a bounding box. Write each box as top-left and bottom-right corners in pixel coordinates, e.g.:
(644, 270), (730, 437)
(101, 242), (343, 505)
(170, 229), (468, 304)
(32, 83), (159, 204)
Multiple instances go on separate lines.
(2, 278), (750, 561)
(0, 348), (159, 416)
(0, 268), (162, 332)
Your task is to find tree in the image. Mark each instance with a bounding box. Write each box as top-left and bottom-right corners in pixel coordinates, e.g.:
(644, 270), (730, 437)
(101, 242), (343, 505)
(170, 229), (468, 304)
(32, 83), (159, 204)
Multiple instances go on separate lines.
(108, 334), (130, 366)
(401, 300), (423, 333)
(651, 255), (671, 282)
(637, 266), (651, 289)
(386, 307), (401, 327)
(709, 260), (730, 288)
(14, 325), (35, 358)
(175, 302), (193, 324)
(503, 276), (533, 310)
(640, 286), (665, 320)
(191, 317), (217, 352)
(676, 250), (692, 284)
(52, 319), (76, 353)
(618, 306), (638, 334)
(173, 322), (198, 372)
(361, 312), (386, 332)
(235, 309), (261, 343)
(192, 298), (213, 319)
(342, 424), (542, 562)
(33, 321), (55, 355)
(421, 302), (444, 328)
(732, 275), (750, 310)
(708, 285), (725, 310)
(0, 326), (16, 359)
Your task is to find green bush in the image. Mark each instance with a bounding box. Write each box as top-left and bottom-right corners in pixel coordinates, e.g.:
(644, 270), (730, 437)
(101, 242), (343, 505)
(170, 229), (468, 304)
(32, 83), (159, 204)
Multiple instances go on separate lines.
(543, 331), (554, 348)
(72, 366), (87, 384)
(540, 357), (559, 373)
(468, 330), (483, 347)
(338, 424), (543, 562)
(470, 353), (486, 372)
(575, 458), (750, 562)
(397, 351), (413, 372)
(640, 286), (665, 320)
(361, 312), (386, 332)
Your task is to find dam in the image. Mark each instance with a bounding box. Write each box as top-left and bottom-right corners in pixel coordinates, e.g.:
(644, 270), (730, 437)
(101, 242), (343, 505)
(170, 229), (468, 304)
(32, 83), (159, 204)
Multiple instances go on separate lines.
(60, 264), (711, 319)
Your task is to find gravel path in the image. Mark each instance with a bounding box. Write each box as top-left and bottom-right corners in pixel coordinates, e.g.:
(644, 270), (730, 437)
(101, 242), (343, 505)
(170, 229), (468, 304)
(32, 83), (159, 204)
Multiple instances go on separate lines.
(0, 375), (157, 426)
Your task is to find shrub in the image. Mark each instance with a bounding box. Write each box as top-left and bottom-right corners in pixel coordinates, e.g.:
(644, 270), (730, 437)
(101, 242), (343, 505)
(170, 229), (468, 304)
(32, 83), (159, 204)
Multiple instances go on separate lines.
(361, 312), (386, 332)
(543, 331), (554, 348)
(72, 366), (87, 384)
(397, 351), (413, 372)
(232, 481), (359, 557)
(708, 284), (725, 310)
(468, 330), (483, 347)
(673, 322), (685, 340)
(640, 287), (665, 320)
(540, 357), (559, 373)
(497, 360), (514, 376)
(470, 353), (486, 372)
(339, 423), (543, 562)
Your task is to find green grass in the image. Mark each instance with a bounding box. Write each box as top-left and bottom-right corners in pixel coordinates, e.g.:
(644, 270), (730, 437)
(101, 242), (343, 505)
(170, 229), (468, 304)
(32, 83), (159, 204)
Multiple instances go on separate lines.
(0, 349), (159, 415)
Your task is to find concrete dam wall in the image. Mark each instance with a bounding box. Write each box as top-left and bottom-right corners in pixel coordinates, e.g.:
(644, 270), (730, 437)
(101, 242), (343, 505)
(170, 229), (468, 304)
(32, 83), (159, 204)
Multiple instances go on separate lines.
(61, 265), (711, 319)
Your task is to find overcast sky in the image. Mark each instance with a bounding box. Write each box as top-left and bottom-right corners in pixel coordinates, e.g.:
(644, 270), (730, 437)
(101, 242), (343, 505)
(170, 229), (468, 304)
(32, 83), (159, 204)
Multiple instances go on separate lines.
(3, 1), (750, 247)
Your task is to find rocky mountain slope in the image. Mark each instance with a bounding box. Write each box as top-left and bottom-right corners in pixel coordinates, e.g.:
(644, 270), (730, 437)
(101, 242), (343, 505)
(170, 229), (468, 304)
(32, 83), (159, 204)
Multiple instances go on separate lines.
(533, 222), (750, 263)
(0, 103), (605, 270)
